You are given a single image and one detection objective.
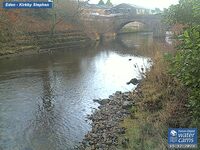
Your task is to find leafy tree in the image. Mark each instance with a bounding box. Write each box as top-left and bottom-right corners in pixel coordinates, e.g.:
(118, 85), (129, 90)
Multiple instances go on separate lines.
(162, 0), (200, 26)
(192, 0), (200, 24)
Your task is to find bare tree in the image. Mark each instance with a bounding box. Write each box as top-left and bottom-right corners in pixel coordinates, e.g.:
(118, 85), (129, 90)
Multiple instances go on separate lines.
(50, 0), (83, 34)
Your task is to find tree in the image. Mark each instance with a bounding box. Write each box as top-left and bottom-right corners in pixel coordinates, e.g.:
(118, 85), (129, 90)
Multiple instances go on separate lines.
(98, 0), (104, 5)
(106, 0), (112, 6)
(0, 9), (19, 43)
(50, 0), (83, 34)
(162, 0), (200, 26)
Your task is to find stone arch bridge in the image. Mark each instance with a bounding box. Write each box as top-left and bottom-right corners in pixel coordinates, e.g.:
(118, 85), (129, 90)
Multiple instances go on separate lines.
(82, 13), (165, 38)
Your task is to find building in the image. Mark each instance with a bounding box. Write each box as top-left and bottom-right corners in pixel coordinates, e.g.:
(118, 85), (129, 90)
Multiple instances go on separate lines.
(105, 3), (152, 15)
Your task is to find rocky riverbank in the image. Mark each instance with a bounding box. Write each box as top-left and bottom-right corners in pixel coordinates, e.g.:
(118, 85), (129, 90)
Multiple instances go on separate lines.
(78, 91), (135, 150)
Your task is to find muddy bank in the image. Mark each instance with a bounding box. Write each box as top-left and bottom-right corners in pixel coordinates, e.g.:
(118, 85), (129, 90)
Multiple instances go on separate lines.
(78, 91), (135, 150)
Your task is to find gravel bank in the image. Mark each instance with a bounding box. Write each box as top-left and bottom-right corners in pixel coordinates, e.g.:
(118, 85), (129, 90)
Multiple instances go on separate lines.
(78, 91), (135, 150)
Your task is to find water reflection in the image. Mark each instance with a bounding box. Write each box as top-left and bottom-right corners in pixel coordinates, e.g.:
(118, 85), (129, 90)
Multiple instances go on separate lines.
(0, 33), (162, 149)
(41, 69), (55, 110)
(117, 32), (154, 50)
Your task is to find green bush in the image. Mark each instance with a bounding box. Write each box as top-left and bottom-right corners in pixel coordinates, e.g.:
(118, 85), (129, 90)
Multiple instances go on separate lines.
(170, 25), (200, 119)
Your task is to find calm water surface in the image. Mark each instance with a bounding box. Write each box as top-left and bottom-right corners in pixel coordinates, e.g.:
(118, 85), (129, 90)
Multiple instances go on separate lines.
(0, 33), (165, 150)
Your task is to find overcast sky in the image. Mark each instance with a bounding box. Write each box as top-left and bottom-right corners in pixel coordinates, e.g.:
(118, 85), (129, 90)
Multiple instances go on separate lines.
(88, 0), (179, 9)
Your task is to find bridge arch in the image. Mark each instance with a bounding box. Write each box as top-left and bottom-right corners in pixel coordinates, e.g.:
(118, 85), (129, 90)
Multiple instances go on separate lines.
(112, 15), (165, 37)
(116, 20), (147, 33)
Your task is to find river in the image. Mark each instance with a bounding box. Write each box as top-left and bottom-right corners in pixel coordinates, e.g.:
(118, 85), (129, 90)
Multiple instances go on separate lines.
(0, 33), (170, 150)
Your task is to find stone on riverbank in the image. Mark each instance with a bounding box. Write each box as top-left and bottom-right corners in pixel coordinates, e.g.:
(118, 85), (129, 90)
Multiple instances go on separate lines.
(93, 99), (110, 105)
(126, 78), (140, 85)
(122, 101), (134, 109)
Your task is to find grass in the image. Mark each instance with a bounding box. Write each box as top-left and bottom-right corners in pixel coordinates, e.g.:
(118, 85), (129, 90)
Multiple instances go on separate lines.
(118, 45), (191, 149)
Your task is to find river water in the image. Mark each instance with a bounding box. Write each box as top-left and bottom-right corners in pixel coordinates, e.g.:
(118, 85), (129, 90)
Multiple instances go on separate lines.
(0, 33), (169, 150)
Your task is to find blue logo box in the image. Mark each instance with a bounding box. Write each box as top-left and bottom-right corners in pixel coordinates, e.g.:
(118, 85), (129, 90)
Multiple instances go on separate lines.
(3, 2), (53, 9)
(168, 128), (198, 148)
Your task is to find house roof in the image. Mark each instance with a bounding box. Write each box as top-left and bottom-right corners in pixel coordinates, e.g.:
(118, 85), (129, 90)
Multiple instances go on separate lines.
(112, 3), (149, 10)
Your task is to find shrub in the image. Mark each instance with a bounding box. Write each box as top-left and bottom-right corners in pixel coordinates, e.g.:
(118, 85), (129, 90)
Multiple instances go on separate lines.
(170, 25), (200, 120)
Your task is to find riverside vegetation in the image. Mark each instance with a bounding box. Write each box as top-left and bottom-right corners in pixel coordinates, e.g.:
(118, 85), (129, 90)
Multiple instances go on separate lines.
(116, 0), (200, 149)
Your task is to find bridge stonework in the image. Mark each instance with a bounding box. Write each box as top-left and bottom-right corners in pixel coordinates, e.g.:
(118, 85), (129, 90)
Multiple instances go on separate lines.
(82, 14), (166, 39)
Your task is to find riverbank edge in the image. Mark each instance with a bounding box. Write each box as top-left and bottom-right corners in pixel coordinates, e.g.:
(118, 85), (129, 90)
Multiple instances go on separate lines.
(0, 42), (94, 60)
(116, 52), (193, 149)
(77, 49), (194, 149)
(77, 90), (137, 150)
(0, 30), (95, 60)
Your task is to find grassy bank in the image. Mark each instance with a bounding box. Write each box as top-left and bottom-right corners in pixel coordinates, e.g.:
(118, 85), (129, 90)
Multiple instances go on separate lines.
(118, 43), (199, 149)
